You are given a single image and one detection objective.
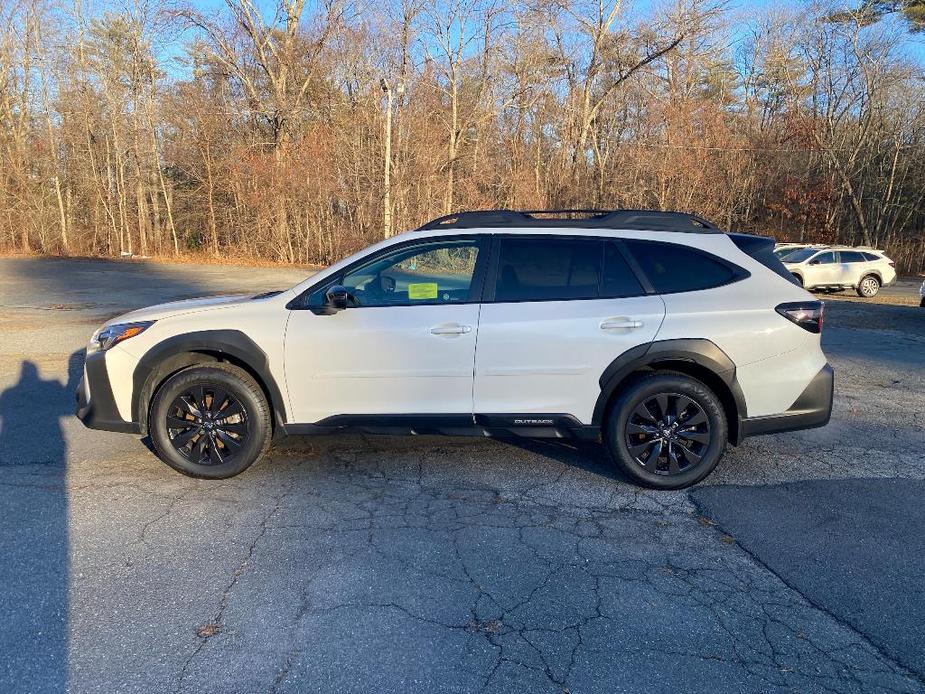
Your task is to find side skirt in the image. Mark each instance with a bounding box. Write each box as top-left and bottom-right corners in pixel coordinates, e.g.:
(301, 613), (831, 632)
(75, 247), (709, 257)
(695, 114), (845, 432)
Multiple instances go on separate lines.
(282, 413), (600, 441)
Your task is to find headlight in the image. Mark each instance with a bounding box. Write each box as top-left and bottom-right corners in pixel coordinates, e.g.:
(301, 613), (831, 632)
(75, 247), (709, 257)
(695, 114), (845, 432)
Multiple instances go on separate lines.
(87, 321), (155, 355)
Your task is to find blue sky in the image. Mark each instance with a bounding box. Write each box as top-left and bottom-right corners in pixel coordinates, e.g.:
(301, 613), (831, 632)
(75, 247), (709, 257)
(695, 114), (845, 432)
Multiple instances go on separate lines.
(150, 0), (924, 78)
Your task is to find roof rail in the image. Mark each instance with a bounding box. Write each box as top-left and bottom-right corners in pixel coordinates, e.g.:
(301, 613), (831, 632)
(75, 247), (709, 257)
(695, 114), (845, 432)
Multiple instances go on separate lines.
(417, 209), (722, 233)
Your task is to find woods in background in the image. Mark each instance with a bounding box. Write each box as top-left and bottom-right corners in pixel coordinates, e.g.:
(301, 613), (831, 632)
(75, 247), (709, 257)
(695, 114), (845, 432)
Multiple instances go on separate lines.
(1, 0), (924, 271)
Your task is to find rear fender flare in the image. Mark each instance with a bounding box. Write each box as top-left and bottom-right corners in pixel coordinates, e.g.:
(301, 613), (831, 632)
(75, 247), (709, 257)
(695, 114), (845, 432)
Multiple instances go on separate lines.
(592, 338), (747, 438)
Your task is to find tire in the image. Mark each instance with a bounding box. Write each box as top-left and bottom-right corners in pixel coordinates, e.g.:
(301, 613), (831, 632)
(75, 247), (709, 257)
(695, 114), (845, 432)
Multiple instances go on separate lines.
(856, 274), (880, 298)
(604, 372), (728, 490)
(148, 363), (272, 479)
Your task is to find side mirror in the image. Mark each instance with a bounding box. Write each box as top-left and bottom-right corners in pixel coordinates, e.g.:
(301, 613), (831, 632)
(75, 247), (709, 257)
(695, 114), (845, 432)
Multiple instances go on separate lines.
(324, 285), (351, 312)
(809, 259), (820, 265)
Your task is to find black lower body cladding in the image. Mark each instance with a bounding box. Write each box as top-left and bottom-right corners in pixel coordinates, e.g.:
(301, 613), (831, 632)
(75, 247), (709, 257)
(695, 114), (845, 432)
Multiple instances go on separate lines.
(738, 364), (834, 439)
(75, 351), (140, 434)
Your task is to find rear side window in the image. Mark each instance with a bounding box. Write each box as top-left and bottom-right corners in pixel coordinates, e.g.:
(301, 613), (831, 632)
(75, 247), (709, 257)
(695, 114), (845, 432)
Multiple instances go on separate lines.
(624, 240), (738, 294)
(840, 251), (866, 263)
(862, 252), (880, 261)
(602, 242), (645, 298)
(492, 237), (644, 302)
(495, 238), (601, 302)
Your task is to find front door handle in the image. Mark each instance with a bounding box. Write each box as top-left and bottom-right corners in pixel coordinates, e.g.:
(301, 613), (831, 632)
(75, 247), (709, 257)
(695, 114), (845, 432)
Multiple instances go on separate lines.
(600, 319), (644, 330)
(430, 324), (472, 336)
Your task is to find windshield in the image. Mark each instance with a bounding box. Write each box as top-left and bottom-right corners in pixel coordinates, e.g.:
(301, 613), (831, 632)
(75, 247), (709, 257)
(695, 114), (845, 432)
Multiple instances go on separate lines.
(781, 248), (819, 263)
(774, 247), (803, 259)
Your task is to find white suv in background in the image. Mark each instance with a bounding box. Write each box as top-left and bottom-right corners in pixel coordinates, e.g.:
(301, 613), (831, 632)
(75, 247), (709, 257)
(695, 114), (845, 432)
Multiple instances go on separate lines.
(783, 247), (896, 297)
(76, 210), (833, 490)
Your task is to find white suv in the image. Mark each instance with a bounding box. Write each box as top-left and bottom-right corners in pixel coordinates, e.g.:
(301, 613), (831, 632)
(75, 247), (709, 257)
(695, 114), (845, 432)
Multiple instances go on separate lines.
(76, 210), (833, 489)
(783, 247), (896, 297)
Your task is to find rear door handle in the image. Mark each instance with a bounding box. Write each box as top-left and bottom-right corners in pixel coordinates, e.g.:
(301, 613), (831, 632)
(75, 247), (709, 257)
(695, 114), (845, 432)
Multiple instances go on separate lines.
(430, 324), (472, 335)
(600, 319), (643, 330)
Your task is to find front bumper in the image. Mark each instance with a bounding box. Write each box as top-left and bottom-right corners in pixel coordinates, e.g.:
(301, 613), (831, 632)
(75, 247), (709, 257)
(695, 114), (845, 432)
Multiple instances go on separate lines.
(75, 352), (141, 434)
(738, 363), (834, 440)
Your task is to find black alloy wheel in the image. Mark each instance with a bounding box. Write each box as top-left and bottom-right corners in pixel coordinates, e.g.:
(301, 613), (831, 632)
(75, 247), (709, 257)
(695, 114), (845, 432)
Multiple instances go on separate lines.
(625, 392), (710, 476)
(166, 385), (247, 466)
(605, 372), (728, 489)
(149, 363), (271, 479)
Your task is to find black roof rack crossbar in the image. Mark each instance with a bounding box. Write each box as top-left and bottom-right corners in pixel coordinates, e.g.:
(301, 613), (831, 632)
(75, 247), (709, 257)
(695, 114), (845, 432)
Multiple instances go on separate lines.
(417, 209), (722, 233)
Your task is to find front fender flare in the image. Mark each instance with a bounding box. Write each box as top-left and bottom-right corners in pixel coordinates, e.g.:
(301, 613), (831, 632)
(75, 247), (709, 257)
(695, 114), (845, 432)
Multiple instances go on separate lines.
(131, 330), (287, 433)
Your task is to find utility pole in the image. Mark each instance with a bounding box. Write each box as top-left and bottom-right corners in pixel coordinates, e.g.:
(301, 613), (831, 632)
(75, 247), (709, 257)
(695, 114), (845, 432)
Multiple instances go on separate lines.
(380, 78), (404, 238)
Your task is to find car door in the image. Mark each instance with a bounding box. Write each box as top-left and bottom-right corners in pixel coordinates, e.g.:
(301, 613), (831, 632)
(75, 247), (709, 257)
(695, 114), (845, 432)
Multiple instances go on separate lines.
(472, 236), (664, 425)
(805, 250), (840, 285)
(284, 236), (488, 423)
(838, 250), (867, 285)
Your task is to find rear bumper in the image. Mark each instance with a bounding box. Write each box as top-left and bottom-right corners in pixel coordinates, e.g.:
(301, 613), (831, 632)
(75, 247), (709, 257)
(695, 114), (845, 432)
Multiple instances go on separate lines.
(738, 363), (833, 441)
(75, 352), (141, 434)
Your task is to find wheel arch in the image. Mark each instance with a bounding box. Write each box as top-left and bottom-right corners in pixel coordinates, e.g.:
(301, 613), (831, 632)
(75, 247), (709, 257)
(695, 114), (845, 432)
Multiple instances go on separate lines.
(592, 339), (747, 446)
(132, 330), (286, 436)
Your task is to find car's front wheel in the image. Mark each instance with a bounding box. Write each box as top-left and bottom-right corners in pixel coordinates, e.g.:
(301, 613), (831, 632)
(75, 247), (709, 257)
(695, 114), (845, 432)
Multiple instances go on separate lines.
(149, 363), (272, 479)
(604, 372), (728, 490)
(856, 274), (880, 298)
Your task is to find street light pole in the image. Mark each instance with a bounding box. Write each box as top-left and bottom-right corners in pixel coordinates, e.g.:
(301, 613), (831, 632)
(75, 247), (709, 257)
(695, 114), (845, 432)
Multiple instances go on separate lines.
(381, 78), (394, 239)
(380, 77), (405, 239)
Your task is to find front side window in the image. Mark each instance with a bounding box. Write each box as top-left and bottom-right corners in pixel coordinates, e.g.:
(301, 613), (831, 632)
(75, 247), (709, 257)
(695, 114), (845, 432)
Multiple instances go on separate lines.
(623, 240), (738, 294)
(812, 251), (837, 265)
(319, 240), (481, 308)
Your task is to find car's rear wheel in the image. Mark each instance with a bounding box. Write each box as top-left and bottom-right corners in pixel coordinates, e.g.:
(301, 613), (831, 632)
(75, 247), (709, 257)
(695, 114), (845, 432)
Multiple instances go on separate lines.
(604, 373), (728, 490)
(149, 363), (271, 479)
(856, 275), (880, 297)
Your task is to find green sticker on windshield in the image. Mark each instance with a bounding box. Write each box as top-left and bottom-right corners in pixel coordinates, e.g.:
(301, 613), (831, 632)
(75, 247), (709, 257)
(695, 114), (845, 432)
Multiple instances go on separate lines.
(408, 282), (438, 300)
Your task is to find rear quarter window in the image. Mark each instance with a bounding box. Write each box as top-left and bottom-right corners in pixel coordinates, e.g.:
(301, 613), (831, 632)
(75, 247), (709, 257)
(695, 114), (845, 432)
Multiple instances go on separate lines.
(623, 240), (742, 294)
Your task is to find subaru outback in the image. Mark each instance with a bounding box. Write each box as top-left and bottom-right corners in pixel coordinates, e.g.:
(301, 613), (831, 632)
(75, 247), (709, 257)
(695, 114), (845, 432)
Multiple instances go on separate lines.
(76, 210), (833, 489)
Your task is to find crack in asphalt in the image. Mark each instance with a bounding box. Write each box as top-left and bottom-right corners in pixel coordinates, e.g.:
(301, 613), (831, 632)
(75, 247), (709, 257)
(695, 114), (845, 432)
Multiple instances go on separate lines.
(166, 443), (923, 694)
(174, 484), (294, 694)
(689, 494), (925, 691)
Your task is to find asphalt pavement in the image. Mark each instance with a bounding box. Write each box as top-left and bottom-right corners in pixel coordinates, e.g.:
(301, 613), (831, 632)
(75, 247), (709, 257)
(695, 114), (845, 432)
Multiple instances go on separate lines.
(1, 256), (923, 694)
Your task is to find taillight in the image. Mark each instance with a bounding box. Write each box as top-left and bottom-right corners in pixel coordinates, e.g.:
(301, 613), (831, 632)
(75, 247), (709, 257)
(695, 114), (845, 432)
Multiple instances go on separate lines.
(888, 261), (895, 267)
(776, 301), (824, 333)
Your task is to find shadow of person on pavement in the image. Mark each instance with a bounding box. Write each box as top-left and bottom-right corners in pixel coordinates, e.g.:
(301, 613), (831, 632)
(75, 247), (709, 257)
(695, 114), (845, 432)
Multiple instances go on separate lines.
(0, 350), (84, 693)
(0, 357), (80, 464)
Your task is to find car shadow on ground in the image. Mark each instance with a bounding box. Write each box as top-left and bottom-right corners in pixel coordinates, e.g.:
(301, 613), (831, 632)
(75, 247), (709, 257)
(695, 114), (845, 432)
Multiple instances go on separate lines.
(500, 437), (627, 482)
